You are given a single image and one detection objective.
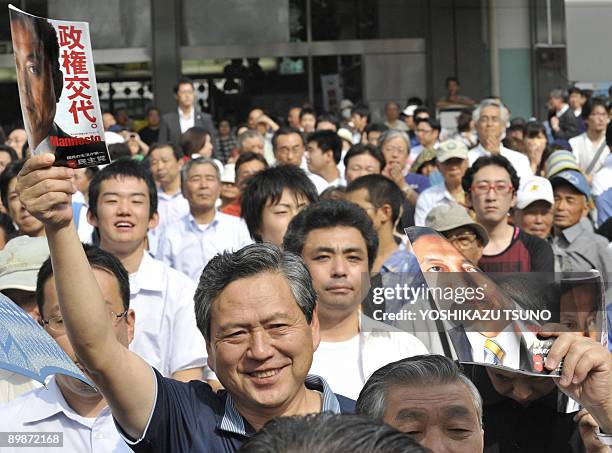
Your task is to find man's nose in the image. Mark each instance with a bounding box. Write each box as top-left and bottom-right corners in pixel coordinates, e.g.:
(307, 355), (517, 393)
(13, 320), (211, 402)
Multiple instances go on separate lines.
(512, 383), (533, 405)
(421, 428), (454, 453)
(331, 256), (348, 277)
(247, 330), (275, 361)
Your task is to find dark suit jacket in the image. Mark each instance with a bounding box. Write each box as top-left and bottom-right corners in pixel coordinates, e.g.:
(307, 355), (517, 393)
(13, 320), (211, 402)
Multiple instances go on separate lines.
(553, 108), (579, 141)
(158, 109), (216, 148)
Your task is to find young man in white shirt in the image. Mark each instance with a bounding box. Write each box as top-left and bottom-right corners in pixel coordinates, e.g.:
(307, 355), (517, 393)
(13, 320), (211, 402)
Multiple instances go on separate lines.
(86, 159), (207, 383)
(156, 158), (252, 281)
(283, 200), (428, 400)
(0, 245), (134, 452)
(569, 97), (610, 175)
(305, 130), (344, 192)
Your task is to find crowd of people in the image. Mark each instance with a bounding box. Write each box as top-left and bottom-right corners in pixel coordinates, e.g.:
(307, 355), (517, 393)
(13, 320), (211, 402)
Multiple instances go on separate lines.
(0, 76), (611, 453)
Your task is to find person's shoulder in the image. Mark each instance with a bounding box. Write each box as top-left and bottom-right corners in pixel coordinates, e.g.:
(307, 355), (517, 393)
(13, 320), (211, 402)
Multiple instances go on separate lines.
(335, 394), (356, 414)
(0, 384), (47, 426)
(156, 370), (226, 415)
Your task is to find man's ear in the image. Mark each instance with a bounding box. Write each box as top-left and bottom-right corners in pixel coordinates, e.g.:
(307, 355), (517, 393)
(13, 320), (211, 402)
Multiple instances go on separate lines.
(465, 192), (473, 209)
(126, 309), (136, 345)
(379, 203), (393, 224)
(148, 211), (160, 231)
(86, 208), (98, 228)
(206, 341), (215, 373)
(310, 304), (321, 352)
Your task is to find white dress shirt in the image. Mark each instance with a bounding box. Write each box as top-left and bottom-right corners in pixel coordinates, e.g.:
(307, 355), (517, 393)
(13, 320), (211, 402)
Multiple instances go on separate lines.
(414, 183), (457, 226)
(468, 144), (533, 186)
(465, 324), (521, 369)
(156, 211), (253, 281)
(178, 107), (195, 134)
(0, 376), (131, 452)
(569, 132), (610, 175)
(129, 252), (209, 378)
(148, 190), (190, 255)
(0, 370), (42, 405)
(592, 154), (612, 197)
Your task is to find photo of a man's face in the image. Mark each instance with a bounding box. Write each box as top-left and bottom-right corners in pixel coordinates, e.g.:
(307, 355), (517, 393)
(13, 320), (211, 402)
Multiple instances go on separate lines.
(10, 13), (59, 150)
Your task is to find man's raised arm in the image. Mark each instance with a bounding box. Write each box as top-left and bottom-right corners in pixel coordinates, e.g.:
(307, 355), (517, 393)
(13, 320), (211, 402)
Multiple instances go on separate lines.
(16, 154), (156, 439)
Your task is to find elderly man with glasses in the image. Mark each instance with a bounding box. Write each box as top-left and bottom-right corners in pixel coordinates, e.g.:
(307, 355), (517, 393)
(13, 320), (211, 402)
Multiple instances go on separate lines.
(0, 245), (135, 452)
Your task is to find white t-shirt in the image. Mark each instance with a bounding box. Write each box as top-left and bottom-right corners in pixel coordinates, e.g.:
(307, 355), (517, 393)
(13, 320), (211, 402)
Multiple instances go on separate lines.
(309, 335), (364, 400)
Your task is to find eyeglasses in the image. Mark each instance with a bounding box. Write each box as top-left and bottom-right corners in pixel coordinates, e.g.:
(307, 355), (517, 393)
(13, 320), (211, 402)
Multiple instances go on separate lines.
(43, 310), (128, 334)
(470, 182), (514, 195)
(447, 232), (478, 249)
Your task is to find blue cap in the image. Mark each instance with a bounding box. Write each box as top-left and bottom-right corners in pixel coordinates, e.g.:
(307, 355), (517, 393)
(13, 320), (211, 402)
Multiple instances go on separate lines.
(550, 169), (591, 200)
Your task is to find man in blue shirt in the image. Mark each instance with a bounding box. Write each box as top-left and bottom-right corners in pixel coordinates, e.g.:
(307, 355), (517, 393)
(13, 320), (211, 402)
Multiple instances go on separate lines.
(16, 154), (353, 453)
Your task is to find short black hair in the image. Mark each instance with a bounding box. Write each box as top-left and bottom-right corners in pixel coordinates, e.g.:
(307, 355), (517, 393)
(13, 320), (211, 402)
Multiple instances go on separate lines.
(89, 159), (158, 220)
(456, 109), (473, 133)
(108, 143), (132, 161)
(446, 76), (460, 85)
(146, 106), (160, 115)
(406, 96), (424, 106)
(299, 107), (316, 120)
(0, 160), (24, 210)
(365, 122), (389, 135)
(238, 413), (427, 453)
(271, 126), (304, 152)
(343, 144), (386, 171)
(0, 212), (17, 241)
(241, 165), (319, 242)
(415, 117), (441, 132)
(283, 199), (379, 272)
(568, 86), (583, 96)
(316, 113), (339, 129)
(36, 243), (130, 319)
(524, 121), (546, 138)
(0, 145), (19, 163)
(582, 96), (608, 119)
(306, 130), (342, 164)
(235, 152), (269, 176)
(174, 76), (194, 94)
(462, 154), (520, 193)
(413, 106), (430, 118)
(351, 103), (371, 121)
(346, 174), (404, 224)
(149, 142), (183, 162)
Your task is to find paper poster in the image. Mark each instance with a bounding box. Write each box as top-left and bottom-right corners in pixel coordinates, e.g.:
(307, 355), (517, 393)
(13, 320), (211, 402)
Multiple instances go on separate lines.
(401, 226), (607, 376)
(9, 4), (110, 168)
(0, 293), (94, 387)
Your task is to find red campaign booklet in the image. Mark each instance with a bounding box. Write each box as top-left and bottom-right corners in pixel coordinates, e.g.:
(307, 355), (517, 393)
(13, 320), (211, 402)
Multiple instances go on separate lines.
(9, 4), (110, 168)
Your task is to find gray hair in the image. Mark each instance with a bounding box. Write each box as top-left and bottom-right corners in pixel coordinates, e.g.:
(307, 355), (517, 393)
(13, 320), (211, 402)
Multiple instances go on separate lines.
(194, 243), (317, 341)
(356, 354), (483, 427)
(473, 98), (509, 125)
(180, 157), (220, 191)
(549, 88), (566, 100)
(237, 130), (264, 151)
(378, 129), (411, 151)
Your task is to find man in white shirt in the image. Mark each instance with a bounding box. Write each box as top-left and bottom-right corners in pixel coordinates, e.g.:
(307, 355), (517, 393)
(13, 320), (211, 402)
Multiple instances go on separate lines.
(156, 158), (252, 280)
(86, 159), (207, 382)
(147, 143), (189, 254)
(0, 245), (134, 452)
(415, 139), (469, 226)
(468, 99), (532, 184)
(271, 126), (328, 193)
(305, 130), (344, 192)
(283, 200), (428, 400)
(569, 97), (610, 175)
(593, 153), (612, 198)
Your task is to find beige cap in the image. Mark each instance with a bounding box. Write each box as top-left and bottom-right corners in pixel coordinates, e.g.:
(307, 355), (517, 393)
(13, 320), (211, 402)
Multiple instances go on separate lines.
(0, 236), (50, 292)
(425, 203), (489, 246)
(436, 139), (469, 163)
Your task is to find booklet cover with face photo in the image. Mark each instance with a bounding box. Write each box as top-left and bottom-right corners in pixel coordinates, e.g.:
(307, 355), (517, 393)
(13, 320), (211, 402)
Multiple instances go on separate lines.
(9, 5), (110, 168)
(404, 226), (608, 377)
